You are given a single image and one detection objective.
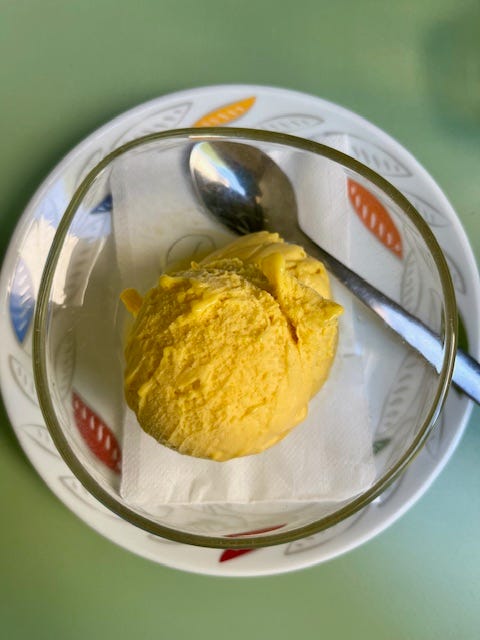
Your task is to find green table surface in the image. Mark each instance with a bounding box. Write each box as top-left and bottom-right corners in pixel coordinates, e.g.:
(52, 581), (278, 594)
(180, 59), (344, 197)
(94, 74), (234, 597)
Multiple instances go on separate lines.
(1, 1), (479, 638)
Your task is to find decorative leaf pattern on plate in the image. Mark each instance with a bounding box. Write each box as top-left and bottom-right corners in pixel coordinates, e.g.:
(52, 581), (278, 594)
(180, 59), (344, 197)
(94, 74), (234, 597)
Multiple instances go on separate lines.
(9, 355), (38, 405)
(256, 113), (323, 133)
(219, 524), (284, 563)
(346, 134), (411, 177)
(9, 257), (35, 344)
(347, 179), (403, 258)
(70, 204), (111, 240)
(400, 250), (423, 314)
(375, 317), (439, 464)
(63, 241), (104, 305)
(284, 512), (364, 555)
(72, 391), (122, 473)
(90, 193), (113, 214)
(54, 330), (76, 400)
(63, 208), (111, 305)
(116, 102), (191, 145)
(219, 549), (255, 563)
(59, 475), (119, 519)
(36, 192), (64, 228)
(374, 351), (426, 453)
(21, 424), (60, 458)
(375, 418), (416, 470)
(443, 250), (467, 294)
(402, 191), (449, 228)
(426, 286), (443, 335)
(194, 96), (255, 127)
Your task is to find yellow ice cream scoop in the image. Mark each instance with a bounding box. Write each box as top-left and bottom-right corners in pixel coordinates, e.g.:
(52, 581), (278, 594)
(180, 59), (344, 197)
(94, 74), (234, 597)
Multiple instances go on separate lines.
(121, 231), (342, 461)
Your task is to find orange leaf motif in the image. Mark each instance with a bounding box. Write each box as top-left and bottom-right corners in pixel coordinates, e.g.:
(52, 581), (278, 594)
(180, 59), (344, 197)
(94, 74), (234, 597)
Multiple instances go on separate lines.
(193, 96), (255, 127)
(347, 179), (403, 258)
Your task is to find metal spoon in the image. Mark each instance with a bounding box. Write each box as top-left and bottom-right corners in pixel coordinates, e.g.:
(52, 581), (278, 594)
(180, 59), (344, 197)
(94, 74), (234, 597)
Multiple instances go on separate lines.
(189, 140), (480, 404)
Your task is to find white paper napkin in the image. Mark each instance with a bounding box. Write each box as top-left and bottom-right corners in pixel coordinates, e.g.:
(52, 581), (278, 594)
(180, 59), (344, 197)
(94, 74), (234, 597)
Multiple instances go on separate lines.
(111, 138), (376, 507)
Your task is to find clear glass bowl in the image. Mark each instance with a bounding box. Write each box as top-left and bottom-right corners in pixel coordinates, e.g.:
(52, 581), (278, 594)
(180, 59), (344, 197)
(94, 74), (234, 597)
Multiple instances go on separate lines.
(33, 128), (457, 549)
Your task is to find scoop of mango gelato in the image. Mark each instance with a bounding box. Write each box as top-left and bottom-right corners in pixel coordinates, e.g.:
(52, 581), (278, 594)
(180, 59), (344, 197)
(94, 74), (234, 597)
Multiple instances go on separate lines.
(121, 231), (342, 461)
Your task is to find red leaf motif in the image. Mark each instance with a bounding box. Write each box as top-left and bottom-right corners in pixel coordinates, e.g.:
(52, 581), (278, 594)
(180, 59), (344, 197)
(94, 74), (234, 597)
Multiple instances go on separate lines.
(72, 391), (121, 473)
(220, 549), (254, 563)
(347, 179), (403, 258)
(219, 524), (285, 563)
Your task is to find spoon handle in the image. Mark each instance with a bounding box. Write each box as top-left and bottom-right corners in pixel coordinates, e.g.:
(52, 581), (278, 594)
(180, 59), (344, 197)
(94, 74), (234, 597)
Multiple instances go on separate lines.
(298, 231), (480, 404)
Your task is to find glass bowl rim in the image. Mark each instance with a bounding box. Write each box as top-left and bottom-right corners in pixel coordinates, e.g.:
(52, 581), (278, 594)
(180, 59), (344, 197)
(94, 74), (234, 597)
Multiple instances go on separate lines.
(33, 127), (457, 549)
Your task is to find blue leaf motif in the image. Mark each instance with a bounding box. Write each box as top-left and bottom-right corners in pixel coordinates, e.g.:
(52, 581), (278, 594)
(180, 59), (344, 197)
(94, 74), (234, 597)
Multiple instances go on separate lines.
(38, 196), (61, 227)
(9, 258), (35, 344)
(90, 193), (112, 214)
(34, 181), (69, 228)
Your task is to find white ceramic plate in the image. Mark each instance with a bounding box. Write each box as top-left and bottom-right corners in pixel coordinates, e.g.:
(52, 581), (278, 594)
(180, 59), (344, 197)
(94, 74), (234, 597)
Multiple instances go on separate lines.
(1, 85), (479, 577)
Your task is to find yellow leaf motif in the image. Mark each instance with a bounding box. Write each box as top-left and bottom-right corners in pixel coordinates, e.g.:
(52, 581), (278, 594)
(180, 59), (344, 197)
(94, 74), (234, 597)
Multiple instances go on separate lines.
(193, 96), (256, 127)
